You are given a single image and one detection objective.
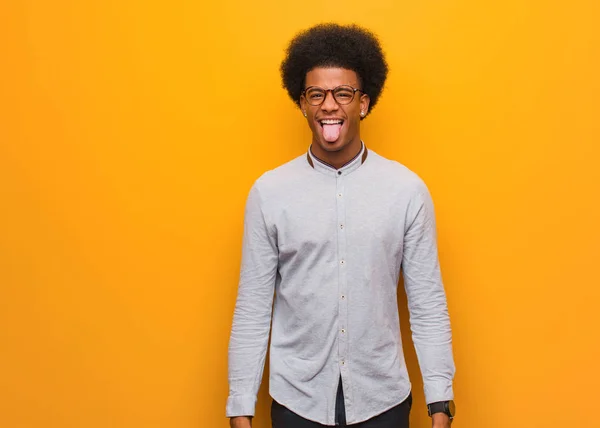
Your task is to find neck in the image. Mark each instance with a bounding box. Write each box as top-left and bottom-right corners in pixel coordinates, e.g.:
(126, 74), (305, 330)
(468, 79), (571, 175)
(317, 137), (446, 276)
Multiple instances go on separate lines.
(310, 137), (363, 169)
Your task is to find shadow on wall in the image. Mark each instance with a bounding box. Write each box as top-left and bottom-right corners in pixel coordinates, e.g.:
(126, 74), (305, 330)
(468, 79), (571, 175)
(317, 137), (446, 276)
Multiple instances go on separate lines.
(250, 277), (427, 428)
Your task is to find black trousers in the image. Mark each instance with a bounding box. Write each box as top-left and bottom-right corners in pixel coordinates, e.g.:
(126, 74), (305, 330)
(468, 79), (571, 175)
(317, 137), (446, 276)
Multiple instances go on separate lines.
(271, 375), (412, 427)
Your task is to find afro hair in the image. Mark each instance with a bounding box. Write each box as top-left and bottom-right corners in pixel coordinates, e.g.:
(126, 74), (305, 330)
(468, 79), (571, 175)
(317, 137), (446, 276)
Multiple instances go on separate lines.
(280, 23), (388, 118)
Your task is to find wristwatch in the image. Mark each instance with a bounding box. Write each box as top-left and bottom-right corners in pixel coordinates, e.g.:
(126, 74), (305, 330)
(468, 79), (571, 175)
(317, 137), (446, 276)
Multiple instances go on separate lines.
(427, 400), (455, 419)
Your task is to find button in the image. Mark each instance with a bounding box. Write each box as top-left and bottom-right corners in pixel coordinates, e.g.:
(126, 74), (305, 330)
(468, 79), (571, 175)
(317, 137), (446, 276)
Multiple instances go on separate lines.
(341, 329), (346, 333)
(341, 295), (345, 299)
(338, 171), (342, 175)
(340, 260), (345, 265)
(341, 360), (345, 365)
(338, 193), (343, 197)
(340, 224), (344, 229)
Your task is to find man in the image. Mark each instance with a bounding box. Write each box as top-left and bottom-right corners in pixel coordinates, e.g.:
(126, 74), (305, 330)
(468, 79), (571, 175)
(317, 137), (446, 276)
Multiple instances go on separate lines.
(226, 23), (456, 428)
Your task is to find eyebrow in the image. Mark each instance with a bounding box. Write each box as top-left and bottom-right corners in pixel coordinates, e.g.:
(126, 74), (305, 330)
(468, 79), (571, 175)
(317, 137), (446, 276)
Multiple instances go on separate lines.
(304, 83), (360, 89)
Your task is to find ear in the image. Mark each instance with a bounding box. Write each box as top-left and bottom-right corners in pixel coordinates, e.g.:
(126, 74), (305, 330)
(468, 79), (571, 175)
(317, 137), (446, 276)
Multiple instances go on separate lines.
(299, 94), (308, 115)
(359, 94), (371, 116)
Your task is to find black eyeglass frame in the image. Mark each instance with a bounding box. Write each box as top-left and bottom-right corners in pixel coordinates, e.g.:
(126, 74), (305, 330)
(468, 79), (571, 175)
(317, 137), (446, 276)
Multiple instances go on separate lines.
(301, 85), (367, 106)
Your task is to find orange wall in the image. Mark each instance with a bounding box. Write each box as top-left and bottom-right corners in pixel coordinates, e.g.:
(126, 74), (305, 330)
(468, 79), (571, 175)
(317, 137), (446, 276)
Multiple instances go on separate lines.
(1, 1), (599, 427)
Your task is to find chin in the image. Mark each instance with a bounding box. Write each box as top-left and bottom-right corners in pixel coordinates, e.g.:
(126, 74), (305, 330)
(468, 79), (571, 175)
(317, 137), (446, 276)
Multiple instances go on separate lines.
(316, 136), (348, 151)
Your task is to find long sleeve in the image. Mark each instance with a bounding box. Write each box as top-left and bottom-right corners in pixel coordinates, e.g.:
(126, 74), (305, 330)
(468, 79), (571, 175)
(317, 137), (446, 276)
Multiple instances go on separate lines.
(401, 180), (455, 405)
(226, 182), (278, 417)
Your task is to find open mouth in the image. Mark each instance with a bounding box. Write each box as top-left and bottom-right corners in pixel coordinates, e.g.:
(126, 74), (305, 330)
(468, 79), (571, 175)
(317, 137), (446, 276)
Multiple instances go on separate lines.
(319, 119), (344, 127)
(318, 119), (344, 142)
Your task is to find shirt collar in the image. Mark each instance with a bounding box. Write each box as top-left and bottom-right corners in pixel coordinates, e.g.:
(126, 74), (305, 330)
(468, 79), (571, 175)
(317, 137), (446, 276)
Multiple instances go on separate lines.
(307, 141), (368, 177)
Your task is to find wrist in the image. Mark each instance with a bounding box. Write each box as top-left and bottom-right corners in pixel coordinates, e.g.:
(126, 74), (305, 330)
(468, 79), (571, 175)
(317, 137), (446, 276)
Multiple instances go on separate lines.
(427, 400), (455, 419)
(229, 416), (252, 428)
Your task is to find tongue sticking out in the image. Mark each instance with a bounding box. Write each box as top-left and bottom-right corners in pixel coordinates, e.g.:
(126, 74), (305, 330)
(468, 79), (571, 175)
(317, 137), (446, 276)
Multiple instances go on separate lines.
(322, 123), (342, 142)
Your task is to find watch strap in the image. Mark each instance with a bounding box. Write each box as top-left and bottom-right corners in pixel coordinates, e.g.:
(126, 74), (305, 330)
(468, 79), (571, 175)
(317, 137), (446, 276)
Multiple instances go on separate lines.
(428, 401), (454, 418)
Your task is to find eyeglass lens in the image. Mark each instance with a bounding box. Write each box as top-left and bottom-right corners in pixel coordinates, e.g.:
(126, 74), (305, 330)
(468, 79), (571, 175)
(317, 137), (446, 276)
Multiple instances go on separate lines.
(305, 86), (356, 105)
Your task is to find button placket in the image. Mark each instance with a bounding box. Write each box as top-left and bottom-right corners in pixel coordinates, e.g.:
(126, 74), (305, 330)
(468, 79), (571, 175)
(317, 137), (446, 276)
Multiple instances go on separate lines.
(335, 170), (349, 410)
(306, 144), (366, 424)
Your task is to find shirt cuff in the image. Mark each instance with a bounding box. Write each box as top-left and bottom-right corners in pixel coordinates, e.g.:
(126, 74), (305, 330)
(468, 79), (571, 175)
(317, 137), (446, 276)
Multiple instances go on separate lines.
(226, 394), (256, 418)
(424, 380), (454, 405)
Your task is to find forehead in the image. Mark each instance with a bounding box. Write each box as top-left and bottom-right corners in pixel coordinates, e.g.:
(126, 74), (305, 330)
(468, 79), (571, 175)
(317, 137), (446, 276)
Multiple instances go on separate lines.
(305, 67), (359, 88)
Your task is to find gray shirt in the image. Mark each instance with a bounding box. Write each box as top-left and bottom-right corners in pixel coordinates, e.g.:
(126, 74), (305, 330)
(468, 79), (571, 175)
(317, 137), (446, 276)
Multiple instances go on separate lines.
(226, 142), (455, 425)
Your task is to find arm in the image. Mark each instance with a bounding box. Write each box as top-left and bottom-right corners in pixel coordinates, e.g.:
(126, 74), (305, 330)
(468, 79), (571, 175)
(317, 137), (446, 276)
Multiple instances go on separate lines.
(401, 181), (455, 411)
(226, 183), (278, 422)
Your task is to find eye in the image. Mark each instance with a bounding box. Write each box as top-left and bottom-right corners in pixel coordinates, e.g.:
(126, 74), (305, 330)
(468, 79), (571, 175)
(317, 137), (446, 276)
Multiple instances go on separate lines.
(334, 88), (354, 99)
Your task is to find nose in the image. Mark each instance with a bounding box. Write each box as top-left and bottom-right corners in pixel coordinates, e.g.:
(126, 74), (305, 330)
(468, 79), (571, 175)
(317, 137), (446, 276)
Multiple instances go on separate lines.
(320, 90), (339, 112)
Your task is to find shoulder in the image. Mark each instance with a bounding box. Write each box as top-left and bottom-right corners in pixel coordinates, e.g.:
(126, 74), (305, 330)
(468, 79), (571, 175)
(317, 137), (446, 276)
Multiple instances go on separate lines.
(249, 153), (307, 199)
(366, 150), (430, 196)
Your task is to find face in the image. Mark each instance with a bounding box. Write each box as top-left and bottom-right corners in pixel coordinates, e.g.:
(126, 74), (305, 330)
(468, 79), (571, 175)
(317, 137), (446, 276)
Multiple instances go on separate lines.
(300, 67), (370, 155)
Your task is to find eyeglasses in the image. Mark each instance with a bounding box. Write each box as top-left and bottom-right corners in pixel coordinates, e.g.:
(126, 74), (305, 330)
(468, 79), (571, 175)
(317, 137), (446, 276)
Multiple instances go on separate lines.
(301, 85), (366, 106)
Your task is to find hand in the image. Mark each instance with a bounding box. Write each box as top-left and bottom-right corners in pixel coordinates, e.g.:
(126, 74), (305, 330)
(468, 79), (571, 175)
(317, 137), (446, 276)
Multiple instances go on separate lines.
(432, 412), (452, 427)
(229, 416), (252, 428)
